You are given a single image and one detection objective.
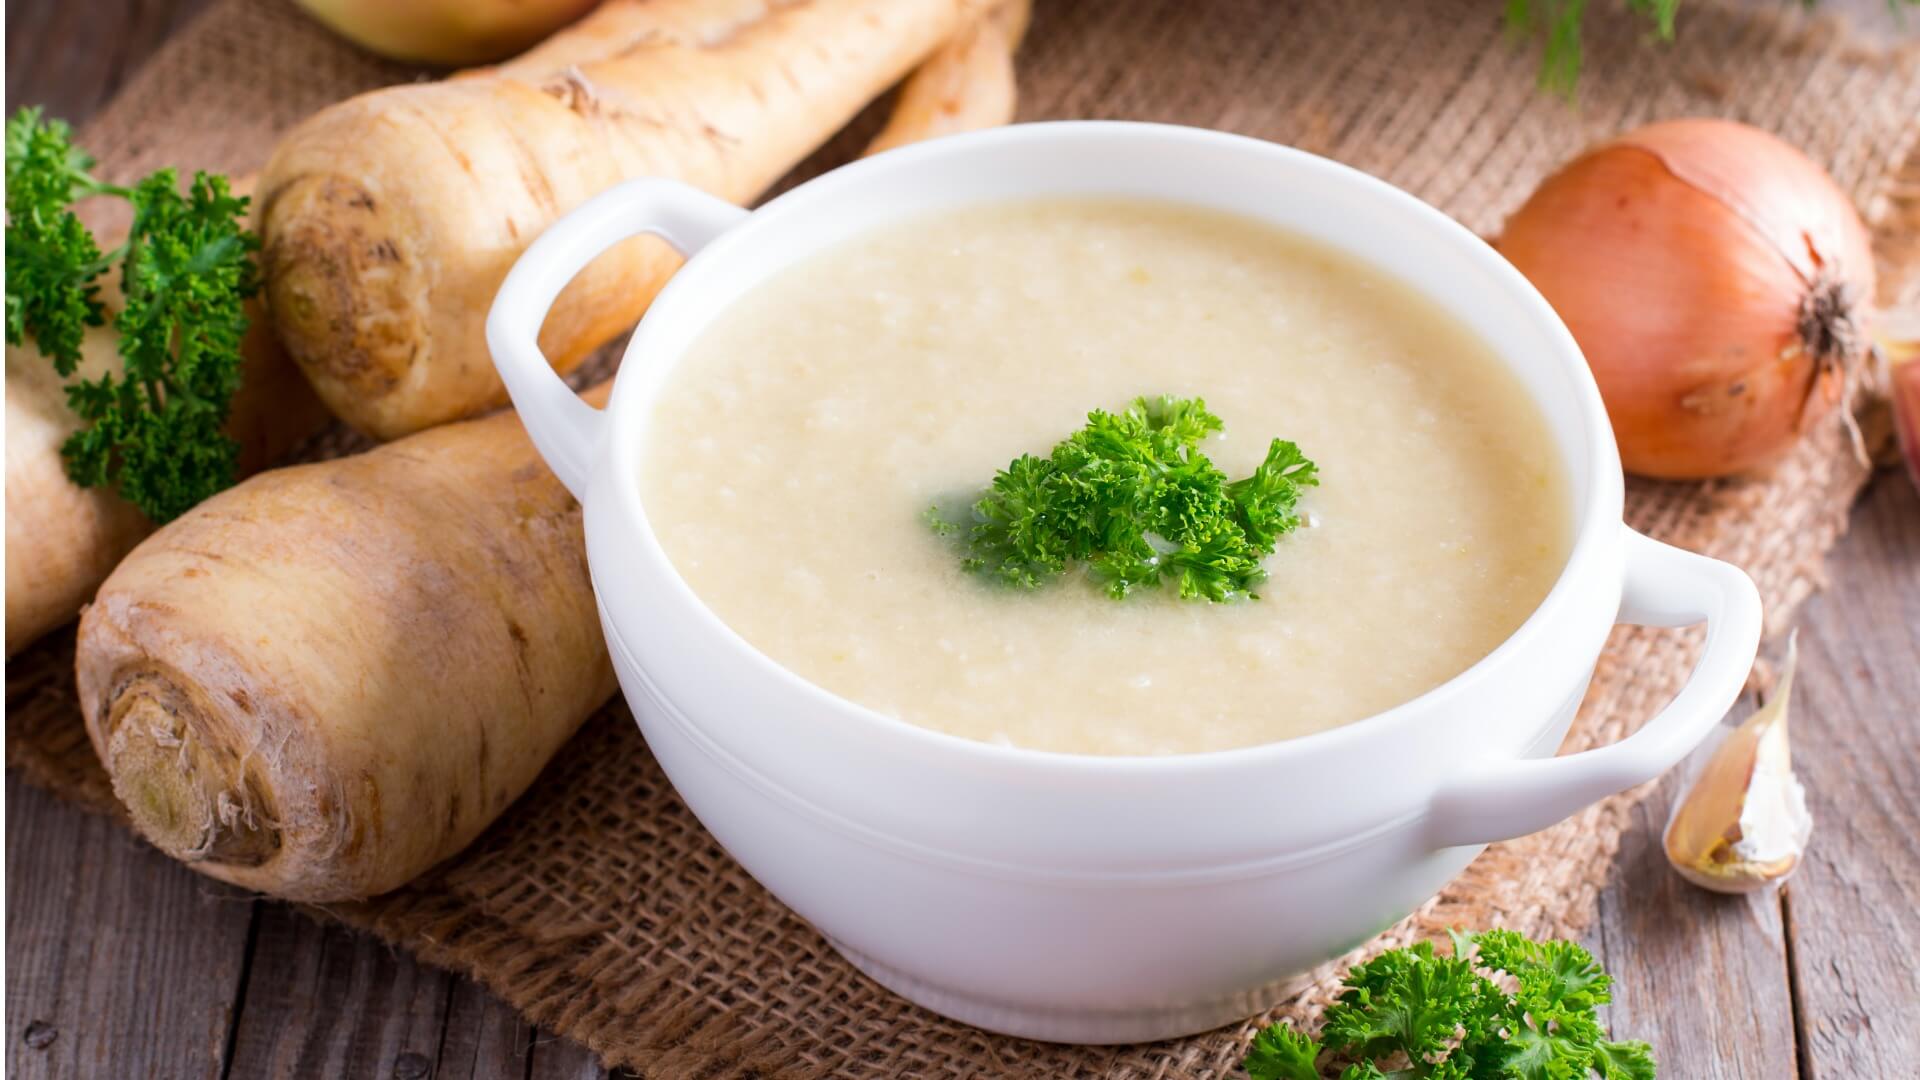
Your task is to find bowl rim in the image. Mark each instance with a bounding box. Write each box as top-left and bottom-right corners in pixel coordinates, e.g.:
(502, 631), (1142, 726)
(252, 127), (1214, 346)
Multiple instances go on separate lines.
(597, 120), (1625, 776)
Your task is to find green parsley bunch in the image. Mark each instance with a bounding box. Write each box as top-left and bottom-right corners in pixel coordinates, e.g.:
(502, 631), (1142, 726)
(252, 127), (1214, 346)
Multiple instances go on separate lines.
(6, 107), (259, 523)
(1245, 930), (1655, 1080)
(927, 395), (1317, 602)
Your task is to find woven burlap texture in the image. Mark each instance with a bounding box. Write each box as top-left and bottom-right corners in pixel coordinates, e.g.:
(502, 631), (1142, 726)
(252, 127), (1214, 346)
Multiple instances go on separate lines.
(8, 0), (1918, 1076)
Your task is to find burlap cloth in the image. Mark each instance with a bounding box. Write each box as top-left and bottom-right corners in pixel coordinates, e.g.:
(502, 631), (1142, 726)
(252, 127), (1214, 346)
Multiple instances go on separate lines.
(8, 0), (1919, 1075)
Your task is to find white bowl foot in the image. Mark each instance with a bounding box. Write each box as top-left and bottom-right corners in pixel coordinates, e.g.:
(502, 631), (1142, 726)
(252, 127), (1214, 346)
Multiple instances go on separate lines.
(825, 936), (1314, 1045)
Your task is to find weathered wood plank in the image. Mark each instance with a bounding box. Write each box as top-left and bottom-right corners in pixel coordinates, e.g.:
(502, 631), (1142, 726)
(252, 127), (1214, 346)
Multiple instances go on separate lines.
(528, 1033), (616, 1079)
(1586, 746), (1799, 1077)
(3, 0), (214, 122)
(4, 776), (255, 1080)
(435, 978), (536, 1079)
(1779, 474), (1920, 1078)
(221, 905), (456, 1079)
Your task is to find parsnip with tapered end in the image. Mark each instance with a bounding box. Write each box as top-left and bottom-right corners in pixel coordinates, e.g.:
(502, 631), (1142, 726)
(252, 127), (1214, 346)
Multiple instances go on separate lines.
(259, 0), (982, 440)
(76, 386), (616, 901)
(865, 0), (1029, 156)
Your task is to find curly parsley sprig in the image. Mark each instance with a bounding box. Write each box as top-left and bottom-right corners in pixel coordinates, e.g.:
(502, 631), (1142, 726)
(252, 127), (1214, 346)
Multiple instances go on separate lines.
(5, 107), (259, 523)
(927, 396), (1317, 602)
(1244, 930), (1656, 1080)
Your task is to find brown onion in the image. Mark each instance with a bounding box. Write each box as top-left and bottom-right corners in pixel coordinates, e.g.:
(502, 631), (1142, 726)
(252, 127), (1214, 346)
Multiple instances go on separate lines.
(1883, 316), (1920, 494)
(1498, 119), (1875, 479)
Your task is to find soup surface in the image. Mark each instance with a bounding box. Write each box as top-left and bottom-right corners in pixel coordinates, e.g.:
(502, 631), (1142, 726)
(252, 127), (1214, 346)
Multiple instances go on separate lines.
(643, 198), (1571, 755)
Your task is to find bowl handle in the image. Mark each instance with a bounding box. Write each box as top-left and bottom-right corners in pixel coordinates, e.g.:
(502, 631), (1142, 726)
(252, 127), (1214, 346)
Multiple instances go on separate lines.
(1424, 526), (1762, 849)
(486, 179), (750, 500)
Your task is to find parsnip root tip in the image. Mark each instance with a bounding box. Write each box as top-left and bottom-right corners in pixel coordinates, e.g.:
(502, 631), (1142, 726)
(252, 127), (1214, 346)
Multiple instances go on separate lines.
(102, 687), (280, 869)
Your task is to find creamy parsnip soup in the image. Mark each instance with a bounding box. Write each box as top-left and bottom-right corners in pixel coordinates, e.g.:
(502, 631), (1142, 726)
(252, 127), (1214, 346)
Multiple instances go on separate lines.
(643, 199), (1570, 755)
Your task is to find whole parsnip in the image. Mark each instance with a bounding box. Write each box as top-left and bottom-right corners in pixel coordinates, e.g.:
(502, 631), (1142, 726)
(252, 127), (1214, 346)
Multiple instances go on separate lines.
(77, 387), (614, 900)
(260, 0), (984, 439)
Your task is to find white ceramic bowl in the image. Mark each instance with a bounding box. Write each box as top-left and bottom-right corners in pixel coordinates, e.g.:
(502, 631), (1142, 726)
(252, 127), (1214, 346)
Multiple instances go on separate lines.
(487, 122), (1762, 1044)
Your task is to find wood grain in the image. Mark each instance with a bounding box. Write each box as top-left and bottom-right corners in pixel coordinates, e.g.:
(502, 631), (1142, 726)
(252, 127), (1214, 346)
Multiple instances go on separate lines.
(529, 1035), (621, 1080)
(1778, 475), (1920, 1078)
(4, 0), (214, 121)
(435, 980), (535, 1079)
(1588, 773), (1800, 1077)
(223, 907), (458, 1078)
(4, 774), (253, 1080)
(4, 2), (1917, 1077)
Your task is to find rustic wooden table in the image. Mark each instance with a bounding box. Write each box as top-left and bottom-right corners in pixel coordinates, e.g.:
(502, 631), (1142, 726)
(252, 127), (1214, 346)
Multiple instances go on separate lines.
(7, 2), (1918, 1077)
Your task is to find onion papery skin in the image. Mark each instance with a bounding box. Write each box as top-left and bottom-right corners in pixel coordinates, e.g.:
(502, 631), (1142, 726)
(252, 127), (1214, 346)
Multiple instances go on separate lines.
(1498, 119), (1875, 480)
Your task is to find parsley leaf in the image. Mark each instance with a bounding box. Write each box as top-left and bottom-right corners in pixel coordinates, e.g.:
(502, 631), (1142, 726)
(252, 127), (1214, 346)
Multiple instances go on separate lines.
(1244, 1022), (1325, 1080)
(1321, 940), (1492, 1066)
(5, 107), (114, 372)
(1593, 1041), (1657, 1080)
(5, 107), (257, 523)
(928, 396), (1317, 602)
(1242, 931), (1655, 1079)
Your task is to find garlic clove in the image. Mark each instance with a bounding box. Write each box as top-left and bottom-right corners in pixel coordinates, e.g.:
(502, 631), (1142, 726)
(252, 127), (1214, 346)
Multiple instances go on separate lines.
(1663, 632), (1813, 894)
